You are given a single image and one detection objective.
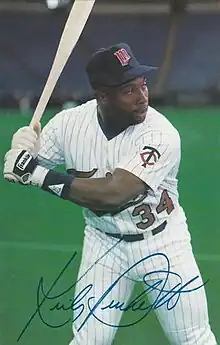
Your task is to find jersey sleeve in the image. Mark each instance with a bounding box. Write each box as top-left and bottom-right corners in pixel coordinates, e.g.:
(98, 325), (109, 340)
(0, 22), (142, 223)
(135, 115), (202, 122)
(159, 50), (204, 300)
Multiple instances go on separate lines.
(37, 111), (65, 169)
(117, 130), (180, 192)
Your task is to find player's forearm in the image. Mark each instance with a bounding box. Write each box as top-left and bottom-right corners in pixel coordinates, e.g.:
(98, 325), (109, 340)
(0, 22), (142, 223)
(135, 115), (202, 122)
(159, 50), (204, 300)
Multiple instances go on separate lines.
(67, 168), (146, 210)
(68, 177), (120, 210)
(4, 150), (145, 210)
(31, 163), (123, 210)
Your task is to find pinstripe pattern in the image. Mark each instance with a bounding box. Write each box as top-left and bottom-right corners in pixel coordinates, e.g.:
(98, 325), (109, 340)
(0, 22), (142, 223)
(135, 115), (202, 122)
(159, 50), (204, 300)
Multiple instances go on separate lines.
(36, 100), (217, 345)
(38, 100), (185, 236)
(68, 223), (217, 345)
(37, 112), (66, 168)
(69, 226), (135, 345)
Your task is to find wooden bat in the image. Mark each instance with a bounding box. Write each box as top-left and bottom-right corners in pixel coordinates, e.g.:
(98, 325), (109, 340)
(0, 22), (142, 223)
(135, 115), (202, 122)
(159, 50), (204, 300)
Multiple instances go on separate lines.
(30, 0), (96, 127)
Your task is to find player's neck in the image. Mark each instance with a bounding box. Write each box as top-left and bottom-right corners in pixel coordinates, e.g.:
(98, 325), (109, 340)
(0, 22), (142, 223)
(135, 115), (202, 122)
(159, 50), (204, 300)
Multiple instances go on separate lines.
(97, 106), (129, 140)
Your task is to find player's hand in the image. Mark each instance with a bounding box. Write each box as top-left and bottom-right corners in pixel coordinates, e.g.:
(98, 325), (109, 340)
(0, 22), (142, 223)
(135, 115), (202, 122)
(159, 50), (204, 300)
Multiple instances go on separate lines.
(3, 149), (38, 184)
(4, 149), (49, 186)
(11, 122), (41, 158)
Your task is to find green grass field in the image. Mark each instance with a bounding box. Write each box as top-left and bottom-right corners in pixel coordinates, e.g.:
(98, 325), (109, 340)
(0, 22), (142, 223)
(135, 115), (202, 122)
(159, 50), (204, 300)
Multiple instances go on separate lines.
(0, 107), (219, 345)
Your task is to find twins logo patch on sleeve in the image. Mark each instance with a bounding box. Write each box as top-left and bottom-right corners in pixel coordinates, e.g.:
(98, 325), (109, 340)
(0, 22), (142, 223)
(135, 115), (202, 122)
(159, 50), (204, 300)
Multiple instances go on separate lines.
(140, 146), (161, 167)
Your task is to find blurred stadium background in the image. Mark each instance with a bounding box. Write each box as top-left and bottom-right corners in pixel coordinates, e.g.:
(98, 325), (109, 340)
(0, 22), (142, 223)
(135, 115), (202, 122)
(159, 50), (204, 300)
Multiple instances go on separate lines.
(1, 1), (220, 345)
(1, 0), (220, 109)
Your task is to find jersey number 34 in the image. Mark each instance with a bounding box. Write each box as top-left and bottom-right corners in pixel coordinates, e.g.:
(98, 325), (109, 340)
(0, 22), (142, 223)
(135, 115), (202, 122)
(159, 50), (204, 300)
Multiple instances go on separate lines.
(92, 189), (174, 231)
(132, 189), (174, 230)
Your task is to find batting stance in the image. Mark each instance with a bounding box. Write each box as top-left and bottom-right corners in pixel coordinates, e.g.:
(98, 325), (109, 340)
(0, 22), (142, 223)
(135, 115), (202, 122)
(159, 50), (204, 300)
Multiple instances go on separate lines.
(3, 43), (217, 345)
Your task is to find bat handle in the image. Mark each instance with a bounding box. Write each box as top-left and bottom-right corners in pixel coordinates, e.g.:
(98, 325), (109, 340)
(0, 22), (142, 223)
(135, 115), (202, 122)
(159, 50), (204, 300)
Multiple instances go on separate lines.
(29, 106), (44, 128)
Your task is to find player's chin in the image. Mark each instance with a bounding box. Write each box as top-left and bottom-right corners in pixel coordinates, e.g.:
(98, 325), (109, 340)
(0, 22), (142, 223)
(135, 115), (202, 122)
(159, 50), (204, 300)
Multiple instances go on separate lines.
(132, 109), (147, 124)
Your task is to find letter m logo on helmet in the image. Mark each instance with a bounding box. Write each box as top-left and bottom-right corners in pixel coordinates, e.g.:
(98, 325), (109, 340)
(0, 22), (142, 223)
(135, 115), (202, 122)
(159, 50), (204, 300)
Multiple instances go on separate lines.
(114, 48), (131, 66)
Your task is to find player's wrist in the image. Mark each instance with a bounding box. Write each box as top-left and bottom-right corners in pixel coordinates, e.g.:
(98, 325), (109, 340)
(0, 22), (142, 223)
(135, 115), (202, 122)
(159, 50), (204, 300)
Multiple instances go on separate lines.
(31, 165), (49, 187)
(4, 148), (75, 199)
(40, 170), (75, 199)
(32, 165), (75, 200)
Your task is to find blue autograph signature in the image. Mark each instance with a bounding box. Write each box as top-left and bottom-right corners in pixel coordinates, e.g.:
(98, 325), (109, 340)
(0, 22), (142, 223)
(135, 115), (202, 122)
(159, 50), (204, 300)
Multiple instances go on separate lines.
(17, 240), (208, 342)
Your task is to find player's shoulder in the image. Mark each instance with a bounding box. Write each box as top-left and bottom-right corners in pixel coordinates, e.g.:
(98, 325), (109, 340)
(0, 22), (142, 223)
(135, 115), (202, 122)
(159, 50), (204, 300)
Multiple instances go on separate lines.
(133, 106), (180, 146)
(147, 106), (178, 130)
(139, 106), (179, 136)
(43, 99), (97, 132)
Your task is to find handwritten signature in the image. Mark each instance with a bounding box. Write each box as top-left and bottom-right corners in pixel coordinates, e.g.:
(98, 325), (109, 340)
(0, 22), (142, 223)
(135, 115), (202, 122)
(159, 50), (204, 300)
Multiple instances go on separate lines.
(17, 241), (208, 342)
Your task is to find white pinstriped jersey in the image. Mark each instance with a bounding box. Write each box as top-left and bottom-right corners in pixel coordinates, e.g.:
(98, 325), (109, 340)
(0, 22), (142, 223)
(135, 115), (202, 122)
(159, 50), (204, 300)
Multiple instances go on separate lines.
(37, 99), (186, 235)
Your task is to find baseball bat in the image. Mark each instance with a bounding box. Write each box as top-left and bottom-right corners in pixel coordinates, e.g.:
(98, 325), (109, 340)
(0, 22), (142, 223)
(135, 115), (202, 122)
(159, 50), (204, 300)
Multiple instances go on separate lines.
(29, 0), (96, 128)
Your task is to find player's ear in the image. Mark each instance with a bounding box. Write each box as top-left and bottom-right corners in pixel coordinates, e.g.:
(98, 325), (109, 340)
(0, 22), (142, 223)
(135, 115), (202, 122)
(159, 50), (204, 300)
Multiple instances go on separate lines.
(95, 90), (108, 105)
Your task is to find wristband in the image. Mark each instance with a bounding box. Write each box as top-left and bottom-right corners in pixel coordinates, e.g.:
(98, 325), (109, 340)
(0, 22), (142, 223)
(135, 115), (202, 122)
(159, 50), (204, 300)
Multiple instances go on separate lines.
(41, 170), (75, 199)
(31, 165), (75, 200)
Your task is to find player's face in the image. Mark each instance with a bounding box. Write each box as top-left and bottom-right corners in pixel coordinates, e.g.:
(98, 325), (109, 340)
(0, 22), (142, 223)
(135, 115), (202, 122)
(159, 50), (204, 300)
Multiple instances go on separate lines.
(108, 76), (149, 125)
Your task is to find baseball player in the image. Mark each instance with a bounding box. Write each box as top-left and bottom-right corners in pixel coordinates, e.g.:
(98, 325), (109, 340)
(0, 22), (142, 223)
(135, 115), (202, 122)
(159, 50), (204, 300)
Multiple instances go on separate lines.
(3, 43), (217, 345)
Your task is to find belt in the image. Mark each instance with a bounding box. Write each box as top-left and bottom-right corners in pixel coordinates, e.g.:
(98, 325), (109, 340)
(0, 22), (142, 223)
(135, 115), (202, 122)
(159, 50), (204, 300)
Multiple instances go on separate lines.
(105, 221), (167, 243)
